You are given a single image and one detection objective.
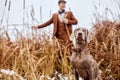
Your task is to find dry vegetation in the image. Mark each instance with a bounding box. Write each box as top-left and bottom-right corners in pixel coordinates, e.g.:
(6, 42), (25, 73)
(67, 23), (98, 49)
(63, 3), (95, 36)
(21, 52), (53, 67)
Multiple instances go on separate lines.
(0, 20), (120, 80)
(89, 21), (120, 80)
(0, 0), (120, 80)
(0, 32), (72, 80)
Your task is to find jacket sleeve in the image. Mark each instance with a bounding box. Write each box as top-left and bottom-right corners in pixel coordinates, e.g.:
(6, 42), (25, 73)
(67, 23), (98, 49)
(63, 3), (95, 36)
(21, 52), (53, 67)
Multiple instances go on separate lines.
(38, 15), (53, 28)
(68, 12), (78, 25)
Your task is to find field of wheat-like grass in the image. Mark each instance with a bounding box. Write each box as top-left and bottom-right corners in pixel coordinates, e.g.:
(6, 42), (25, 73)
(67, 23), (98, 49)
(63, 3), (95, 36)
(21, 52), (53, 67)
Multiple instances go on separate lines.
(0, 0), (120, 80)
(0, 31), (72, 80)
(89, 21), (120, 80)
(0, 20), (120, 80)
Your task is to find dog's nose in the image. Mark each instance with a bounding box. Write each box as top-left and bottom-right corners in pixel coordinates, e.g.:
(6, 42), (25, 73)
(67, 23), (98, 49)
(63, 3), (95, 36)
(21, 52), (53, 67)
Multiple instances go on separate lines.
(78, 33), (82, 36)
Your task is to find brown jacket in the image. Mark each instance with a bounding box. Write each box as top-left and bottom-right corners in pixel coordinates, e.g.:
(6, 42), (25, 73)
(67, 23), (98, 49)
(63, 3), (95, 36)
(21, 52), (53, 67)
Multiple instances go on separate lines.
(38, 11), (78, 37)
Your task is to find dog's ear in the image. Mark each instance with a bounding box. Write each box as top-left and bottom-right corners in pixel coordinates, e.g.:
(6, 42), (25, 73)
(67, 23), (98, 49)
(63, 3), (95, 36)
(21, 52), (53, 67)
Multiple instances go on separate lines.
(70, 28), (78, 41)
(70, 32), (75, 41)
(85, 29), (92, 43)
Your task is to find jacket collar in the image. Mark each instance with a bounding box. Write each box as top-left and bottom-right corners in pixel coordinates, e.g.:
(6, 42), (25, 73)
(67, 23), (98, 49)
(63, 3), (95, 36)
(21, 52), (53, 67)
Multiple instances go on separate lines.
(58, 9), (67, 14)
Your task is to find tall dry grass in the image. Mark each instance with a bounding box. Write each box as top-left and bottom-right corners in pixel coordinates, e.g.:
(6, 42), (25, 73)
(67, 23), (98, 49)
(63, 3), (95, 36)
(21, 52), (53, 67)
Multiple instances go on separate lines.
(0, 30), (72, 80)
(0, 21), (120, 80)
(0, 0), (120, 80)
(89, 21), (120, 80)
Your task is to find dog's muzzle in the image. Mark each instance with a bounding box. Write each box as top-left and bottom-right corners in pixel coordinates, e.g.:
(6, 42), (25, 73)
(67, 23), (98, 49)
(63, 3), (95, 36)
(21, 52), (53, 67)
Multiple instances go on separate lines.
(76, 33), (83, 42)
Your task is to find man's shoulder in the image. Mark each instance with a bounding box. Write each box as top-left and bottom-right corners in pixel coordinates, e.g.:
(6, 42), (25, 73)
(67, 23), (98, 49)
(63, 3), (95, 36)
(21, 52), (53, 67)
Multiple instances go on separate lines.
(52, 13), (58, 17)
(66, 11), (72, 13)
(66, 11), (73, 14)
(53, 12), (58, 16)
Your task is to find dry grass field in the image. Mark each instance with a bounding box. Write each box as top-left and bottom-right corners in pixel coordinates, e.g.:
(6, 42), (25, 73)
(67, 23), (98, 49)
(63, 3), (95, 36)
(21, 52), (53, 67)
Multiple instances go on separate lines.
(0, 31), (72, 80)
(89, 21), (120, 80)
(0, 0), (120, 80)
(0, 20), (120, 80)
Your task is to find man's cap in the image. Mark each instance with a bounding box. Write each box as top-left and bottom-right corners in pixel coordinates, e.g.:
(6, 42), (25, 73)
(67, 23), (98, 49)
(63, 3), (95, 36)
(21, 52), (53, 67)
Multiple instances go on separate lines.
(58, 0), (67, 4)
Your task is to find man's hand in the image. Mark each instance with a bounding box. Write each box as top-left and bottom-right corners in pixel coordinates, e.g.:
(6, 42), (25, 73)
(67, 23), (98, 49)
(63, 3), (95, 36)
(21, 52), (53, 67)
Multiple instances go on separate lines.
(31, 26), (38, 30)
(63, 18), (68, 24)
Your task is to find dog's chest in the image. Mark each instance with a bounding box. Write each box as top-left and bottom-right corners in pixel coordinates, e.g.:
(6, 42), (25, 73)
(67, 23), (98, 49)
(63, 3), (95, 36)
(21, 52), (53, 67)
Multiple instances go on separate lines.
(70, 48), (92, 68)
(70, 52), (82, 66)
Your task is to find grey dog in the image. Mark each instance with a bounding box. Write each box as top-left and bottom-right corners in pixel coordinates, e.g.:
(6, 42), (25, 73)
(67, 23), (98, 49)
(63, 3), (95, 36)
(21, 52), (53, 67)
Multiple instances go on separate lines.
(70, 28), (102, 80)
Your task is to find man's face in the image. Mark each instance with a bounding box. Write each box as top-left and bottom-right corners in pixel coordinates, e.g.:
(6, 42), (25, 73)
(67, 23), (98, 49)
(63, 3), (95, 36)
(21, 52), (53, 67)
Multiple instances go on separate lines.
(58, 2), (66, 10)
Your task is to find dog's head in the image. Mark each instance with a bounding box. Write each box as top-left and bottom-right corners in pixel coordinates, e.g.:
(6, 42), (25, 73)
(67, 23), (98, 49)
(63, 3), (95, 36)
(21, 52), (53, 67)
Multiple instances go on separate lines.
(70, 27), (91, 45)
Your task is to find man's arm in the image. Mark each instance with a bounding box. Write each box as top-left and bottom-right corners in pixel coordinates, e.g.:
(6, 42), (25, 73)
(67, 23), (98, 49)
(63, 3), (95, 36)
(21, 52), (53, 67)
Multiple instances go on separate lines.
(67, 12), (78, 25)
(32, 15), (53, 29)
(38, 16), (53, 28)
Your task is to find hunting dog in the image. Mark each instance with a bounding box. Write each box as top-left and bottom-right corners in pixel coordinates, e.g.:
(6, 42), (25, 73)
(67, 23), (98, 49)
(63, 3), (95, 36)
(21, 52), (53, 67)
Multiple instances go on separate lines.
(70, 27), (102, 80)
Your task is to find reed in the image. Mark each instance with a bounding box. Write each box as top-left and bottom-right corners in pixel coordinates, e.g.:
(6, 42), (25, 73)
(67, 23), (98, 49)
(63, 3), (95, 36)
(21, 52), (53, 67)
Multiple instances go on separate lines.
(89, 21), (120, 80)
(0, 0), (120, 80)
(0, 30), (71, 80)
(0, 0), (8, 26)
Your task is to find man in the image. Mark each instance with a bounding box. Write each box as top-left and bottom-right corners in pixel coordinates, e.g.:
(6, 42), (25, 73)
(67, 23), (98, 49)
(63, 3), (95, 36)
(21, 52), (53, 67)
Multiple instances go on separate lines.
(32, 0), (78, 49)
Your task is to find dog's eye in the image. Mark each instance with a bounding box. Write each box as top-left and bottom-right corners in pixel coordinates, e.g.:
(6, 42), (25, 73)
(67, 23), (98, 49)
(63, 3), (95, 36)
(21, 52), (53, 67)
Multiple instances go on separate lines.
(83, 30), (86, 32)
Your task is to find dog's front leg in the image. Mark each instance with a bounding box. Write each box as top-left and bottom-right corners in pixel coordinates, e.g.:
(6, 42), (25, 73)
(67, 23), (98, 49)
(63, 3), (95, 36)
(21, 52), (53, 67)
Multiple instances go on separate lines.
(75, 70), (79, 80)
